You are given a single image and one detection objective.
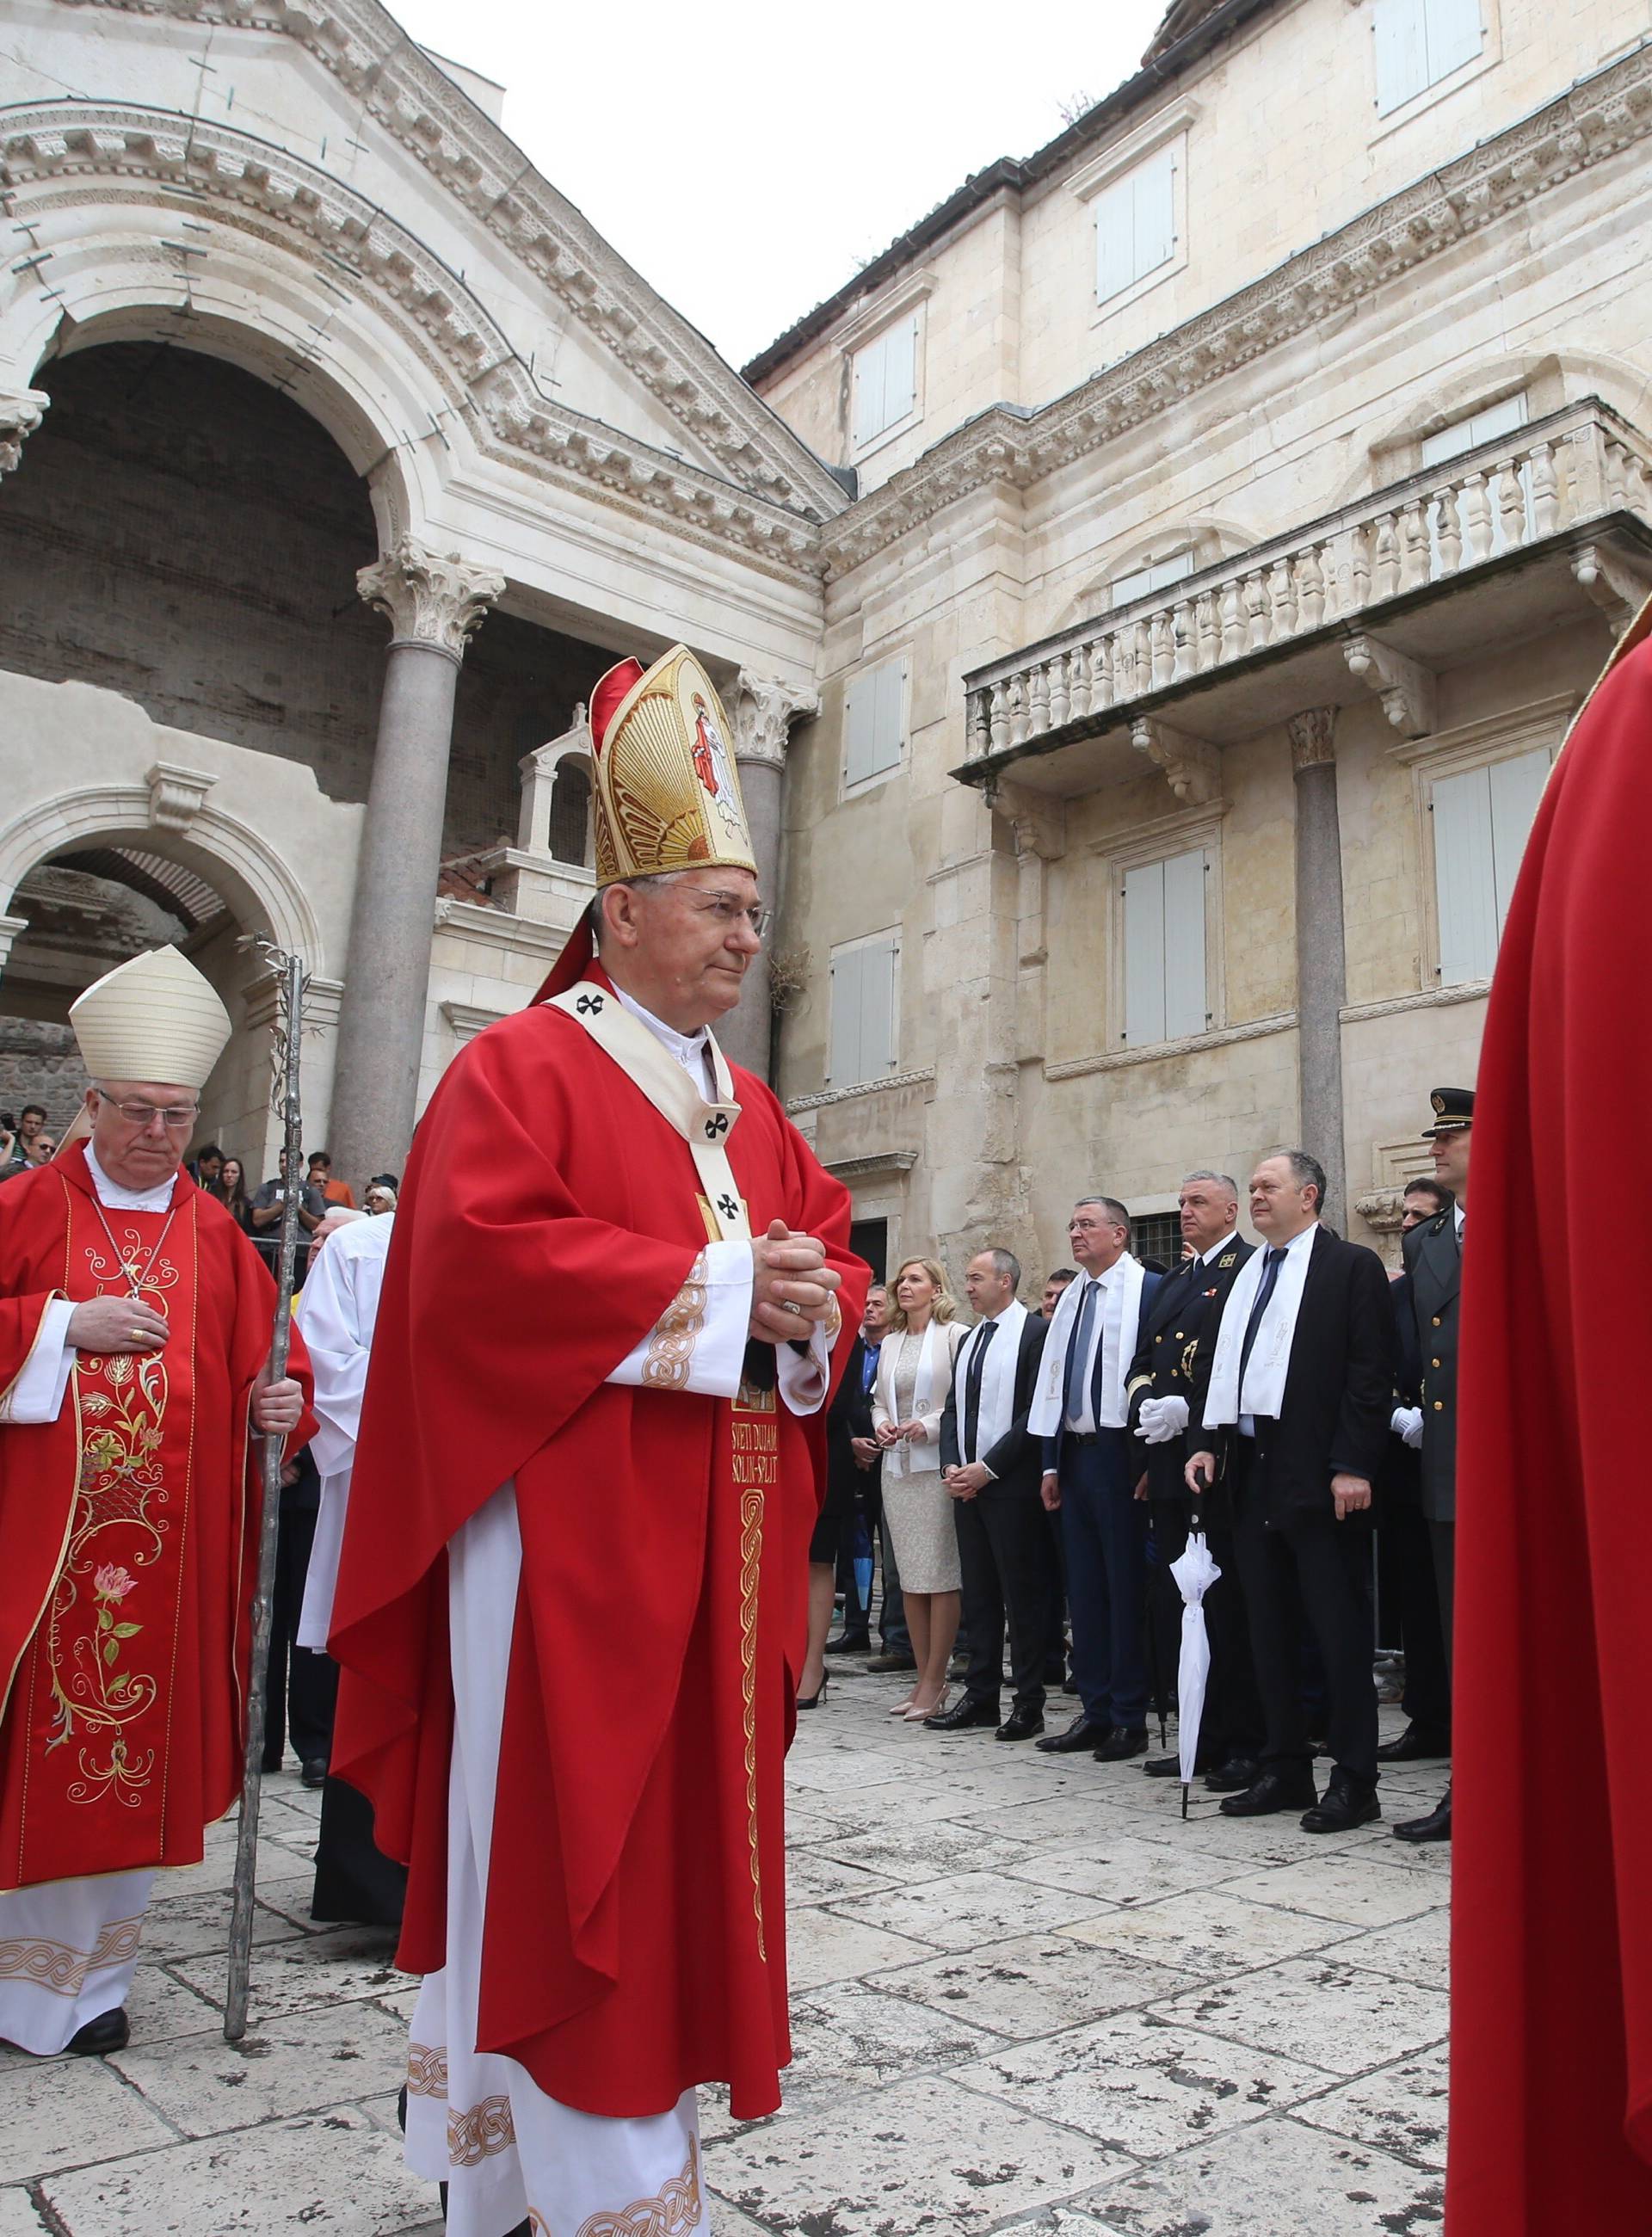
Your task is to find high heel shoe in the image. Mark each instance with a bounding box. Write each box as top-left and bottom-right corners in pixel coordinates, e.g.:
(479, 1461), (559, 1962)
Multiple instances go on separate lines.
(888, 1693), (918, 1716)
(904, 1687), (949, 1722)
(796, 1673), (830, 1710)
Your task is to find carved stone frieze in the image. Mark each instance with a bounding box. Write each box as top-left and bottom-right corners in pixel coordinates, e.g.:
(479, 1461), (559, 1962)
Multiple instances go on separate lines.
(28, 11), (843, 521)
(818, 37), (1652, 578)
(0, 105), (824, 582)
(1131, 717), (1220, 804)
(1344, 634), (1436, 738)
(357, 536), (504, 658)
(0, 388), (49, 476)
(1286, 706), (1338, 772)
(730, 672), (819, 769)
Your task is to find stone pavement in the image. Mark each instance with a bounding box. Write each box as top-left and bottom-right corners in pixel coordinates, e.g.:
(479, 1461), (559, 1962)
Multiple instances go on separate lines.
(0, 1666), (1450, 2235)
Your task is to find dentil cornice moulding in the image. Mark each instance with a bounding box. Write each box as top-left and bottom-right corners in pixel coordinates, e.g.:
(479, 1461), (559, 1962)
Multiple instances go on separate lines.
(820, 38), (1652, 579)
(42, 0), (847, 524)
(0, 102), (826, 583)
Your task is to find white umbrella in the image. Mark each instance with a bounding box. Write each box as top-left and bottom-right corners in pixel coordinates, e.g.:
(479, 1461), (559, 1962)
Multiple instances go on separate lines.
(1168, 1531), (1223, 1817)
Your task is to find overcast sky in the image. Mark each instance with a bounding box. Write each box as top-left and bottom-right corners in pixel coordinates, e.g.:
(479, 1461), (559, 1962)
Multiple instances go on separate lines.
(384, 0), (1168, 368)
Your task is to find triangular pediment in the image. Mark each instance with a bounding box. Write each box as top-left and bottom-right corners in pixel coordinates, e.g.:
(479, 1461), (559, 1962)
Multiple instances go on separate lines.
(31, 0), (843, 521)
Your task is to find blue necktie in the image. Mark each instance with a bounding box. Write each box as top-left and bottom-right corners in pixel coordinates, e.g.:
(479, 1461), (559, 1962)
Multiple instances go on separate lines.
(1062, 1279), (1099, 1427)
(1236, 1247), (1286, 1406)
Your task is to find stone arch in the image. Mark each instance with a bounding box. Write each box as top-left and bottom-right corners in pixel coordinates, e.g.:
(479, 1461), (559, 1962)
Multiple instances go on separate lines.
(0, 786), (324, 975)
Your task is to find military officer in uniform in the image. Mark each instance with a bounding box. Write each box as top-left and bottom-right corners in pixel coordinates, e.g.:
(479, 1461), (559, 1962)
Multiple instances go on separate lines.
(1391, 1087), (1471, 1843)
(1125, 1171), (1262, 1789)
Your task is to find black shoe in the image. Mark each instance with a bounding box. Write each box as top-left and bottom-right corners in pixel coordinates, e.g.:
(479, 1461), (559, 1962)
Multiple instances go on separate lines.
(1036, 1711), (1109, 1753)
(1305, 1732), (1329, 1759)
(1145, 1750), (1217, 1778)
(300, 1758), (328, 1790)
(1375, 1723), (1451, 1764)
(66, 2007), (129, 2056)
(866, 1651), (917, 1673)
(796, 1674), (830, 1710)
(1061, 1677), (1079, 1694)
(823, 1631), (871, 1655)
(996, 1706), (1046, 1742)
(924, 1696), (1001, 1732)
(1219, 1768), (1319, 1816)
(1203, 1755), (1261, 1793)
(1394, 1785), (1452, 1843)
(1093, 1726), (1150, 1763)
(1301, 1771), (1382, 1833)
(261, 1750), (283, 1774)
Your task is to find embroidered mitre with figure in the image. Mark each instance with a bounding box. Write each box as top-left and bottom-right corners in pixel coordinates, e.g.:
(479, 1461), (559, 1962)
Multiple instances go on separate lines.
(589, 645), (756, 884)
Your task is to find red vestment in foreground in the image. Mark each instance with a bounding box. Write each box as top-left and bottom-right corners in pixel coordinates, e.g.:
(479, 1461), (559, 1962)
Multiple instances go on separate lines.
(0, 1144), (312, 1889)
(330, 979), (865, 2120)
(1450, 619), (1652, 2232)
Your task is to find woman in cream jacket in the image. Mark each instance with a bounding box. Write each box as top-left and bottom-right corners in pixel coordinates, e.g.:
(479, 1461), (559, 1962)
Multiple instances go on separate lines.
(873, 1257), (965, 1721)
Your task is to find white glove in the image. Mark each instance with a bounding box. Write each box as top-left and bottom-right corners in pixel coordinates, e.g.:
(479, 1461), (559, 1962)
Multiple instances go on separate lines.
(1391, 1405), (1424, 1450)
(1136, 1395), (1190, 1445)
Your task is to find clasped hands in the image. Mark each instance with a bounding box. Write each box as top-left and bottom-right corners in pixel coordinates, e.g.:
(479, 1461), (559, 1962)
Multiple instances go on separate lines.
(1184, 1446), (1372, 1520)
(748, 1217), (841, 1345)
(1134, 1395), (1188, 1445)
(943, 1460), (990, 1501)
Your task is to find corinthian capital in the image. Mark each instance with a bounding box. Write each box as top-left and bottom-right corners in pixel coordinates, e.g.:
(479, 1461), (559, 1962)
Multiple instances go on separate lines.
(732, 670), (820, 769)
(0, 389), (50, 478)
(357, 535), (505, 660)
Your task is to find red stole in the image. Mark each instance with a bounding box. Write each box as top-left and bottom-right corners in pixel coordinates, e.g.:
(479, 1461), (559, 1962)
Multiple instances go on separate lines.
(0, 1149), (311, 1889)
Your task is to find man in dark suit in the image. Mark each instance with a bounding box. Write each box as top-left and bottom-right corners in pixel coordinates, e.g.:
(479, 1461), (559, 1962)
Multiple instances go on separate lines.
(1034, 1199), (1162, 1762)
(825, 1283), (897, 1657)
(1125, 1170), (1261, 1789)
(1376, 1178), (1452, 1772)
(1187, 1150), (1396, 1833)
(1390, 1088), (1471, 1843)
(927, 1248), (1055, 1741)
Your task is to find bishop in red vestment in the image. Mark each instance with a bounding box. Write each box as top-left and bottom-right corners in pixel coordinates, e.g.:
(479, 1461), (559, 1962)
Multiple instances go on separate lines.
(1449, 599), (1652, 2231)
(0, 945), (311, 2056)
(331, 645), (866, 2237)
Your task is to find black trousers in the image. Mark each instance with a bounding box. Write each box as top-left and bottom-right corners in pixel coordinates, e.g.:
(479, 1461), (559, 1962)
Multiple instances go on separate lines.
(1232, 1448), (1378, 1788)
(953, 1488), (1060, 1712)
(1380, 1499), (1450, 1733)
(1429, 1515), (1456, 1682)
(263, 1503), (337, 1768)
(313, 1776), (408, 1927)
(1150, 1500), (1264, 1765)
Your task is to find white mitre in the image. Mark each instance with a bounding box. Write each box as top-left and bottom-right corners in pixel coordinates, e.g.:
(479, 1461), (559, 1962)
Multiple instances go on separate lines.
(69, 946), (232, 1089)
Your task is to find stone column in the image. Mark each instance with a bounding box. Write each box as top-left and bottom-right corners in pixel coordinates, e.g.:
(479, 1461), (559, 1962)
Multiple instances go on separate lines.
(329, 536), (504, 1182)
(1288, 707), (1347, 1227)
(726, 670), (818, 1077)
(0, 389), (49, 478)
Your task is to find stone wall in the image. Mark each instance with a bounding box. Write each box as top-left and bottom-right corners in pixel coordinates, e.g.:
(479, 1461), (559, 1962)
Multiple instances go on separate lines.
(0, 1016), (80, 1137)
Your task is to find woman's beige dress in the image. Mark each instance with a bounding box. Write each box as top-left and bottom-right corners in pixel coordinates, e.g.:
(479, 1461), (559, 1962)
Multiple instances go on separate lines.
(879, 1327), (962, 1593)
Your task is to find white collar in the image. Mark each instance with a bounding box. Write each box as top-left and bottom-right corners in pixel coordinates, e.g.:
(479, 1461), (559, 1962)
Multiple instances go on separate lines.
(1263, 1222), (1318, 1260)
(612, 983), (712, 1080)
(1453, 1204), (1465, 1235)
(85, 1143), (176, 1214)
(1199, 1230), (1241, 1266)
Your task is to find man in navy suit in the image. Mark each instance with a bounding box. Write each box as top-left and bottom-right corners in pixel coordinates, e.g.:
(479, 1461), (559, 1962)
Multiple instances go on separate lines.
(1034, 1199), (1162, 1762)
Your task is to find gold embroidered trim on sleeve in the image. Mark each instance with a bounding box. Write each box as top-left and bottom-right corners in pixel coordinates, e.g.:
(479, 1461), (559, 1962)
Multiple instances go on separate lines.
(641, 1253), (708, 1391)
(572, 2135), (701, 2237)
(737, 1490), (766, 1963)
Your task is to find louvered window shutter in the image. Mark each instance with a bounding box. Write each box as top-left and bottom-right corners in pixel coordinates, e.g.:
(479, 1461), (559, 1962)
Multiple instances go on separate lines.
(1432, 766), (1498, 983)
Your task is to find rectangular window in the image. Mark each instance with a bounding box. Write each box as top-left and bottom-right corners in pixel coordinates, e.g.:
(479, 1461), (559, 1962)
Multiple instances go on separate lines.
(1112, 549), (1194, 608)
(1122, 848), (1207, 1045)
(1420, 391), (1527, 468)
(851, 315), (919, 448)
(829, 931), (900, 1086)
(842, 658), (907, 790)
(1373, 0), (1483, 115)
(1432, 745), (1551, 983)
(1094, 143), (1177, 307)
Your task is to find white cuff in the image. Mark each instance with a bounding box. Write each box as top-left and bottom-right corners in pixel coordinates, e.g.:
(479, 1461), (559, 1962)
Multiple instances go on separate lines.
(1, 1298), (77, 1425)
(778, 1302), (842, 1419)
(607, 1241), (753, 1399)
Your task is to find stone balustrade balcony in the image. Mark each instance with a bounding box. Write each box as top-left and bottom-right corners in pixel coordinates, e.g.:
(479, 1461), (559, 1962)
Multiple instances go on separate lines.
(957, 397), (1652, 804)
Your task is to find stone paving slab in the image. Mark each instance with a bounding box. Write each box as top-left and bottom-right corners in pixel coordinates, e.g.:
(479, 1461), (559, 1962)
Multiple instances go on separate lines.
(0, 1677), (1452, 2235)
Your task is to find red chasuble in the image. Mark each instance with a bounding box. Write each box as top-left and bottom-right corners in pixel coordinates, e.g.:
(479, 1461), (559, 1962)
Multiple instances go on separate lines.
(0, 1144), (313, 1889)
(330, 971), (866, 2120)
(1449, 621), (1652, 2232)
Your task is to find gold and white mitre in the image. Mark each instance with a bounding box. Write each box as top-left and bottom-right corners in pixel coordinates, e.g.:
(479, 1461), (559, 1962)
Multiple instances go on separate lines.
(69, 946), (233, 1089)
(589, 644), (756, 885)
